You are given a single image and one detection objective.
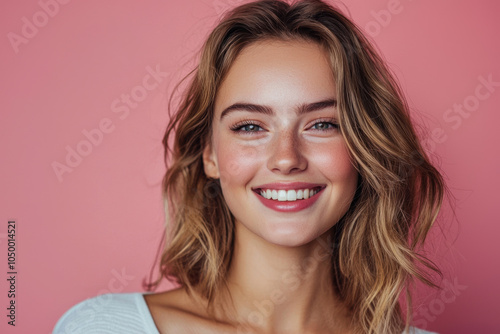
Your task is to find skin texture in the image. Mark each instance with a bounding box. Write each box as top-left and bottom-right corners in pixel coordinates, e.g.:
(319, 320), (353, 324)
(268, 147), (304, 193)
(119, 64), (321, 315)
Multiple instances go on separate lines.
(145, 39), (359, 334)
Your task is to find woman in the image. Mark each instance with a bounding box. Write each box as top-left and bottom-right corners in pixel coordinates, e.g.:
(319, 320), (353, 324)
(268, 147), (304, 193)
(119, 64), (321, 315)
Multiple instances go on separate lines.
(54, 0), (445, 333)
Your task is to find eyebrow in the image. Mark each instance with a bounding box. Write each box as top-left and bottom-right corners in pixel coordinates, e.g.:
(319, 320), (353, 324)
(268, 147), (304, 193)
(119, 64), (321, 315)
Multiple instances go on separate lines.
(219, 98), (337, 120)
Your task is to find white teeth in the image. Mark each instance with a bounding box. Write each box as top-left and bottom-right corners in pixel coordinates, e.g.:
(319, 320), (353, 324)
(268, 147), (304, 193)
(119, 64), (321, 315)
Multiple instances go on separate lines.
(296, 189), (303, 200)
(277, 190), (287, 201)
(258, 187), (321, 201)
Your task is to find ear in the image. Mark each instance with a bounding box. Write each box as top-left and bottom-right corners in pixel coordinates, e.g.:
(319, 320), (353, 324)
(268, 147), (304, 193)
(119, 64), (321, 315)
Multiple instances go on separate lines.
(202, 140), (220, 179)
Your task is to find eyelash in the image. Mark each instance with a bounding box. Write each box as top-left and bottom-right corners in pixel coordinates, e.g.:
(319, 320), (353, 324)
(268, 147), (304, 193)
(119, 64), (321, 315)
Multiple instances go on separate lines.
(229, 118), (339, 134)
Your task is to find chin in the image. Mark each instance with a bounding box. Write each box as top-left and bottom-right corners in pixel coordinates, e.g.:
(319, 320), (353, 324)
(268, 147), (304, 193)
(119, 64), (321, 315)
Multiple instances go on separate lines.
(260, 225), (327, 248)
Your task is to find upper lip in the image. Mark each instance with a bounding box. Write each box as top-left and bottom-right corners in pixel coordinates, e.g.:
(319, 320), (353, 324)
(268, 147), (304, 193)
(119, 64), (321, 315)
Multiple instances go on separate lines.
(251, 182), (326, 191)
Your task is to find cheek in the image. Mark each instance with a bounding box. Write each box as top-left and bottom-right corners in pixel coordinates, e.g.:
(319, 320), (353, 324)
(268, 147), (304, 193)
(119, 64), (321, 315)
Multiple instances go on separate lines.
(312, 140), (357, 181)
(215, 139), (261, 186)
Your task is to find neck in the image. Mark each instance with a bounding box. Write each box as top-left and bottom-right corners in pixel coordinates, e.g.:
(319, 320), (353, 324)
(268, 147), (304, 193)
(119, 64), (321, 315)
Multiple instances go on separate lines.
(214, 220), (354, 334)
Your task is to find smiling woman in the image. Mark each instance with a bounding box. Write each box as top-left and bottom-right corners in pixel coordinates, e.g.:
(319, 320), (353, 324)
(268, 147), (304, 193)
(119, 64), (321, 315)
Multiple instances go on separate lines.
(202, 39), (359, 249)
(53, 0), (445, 333)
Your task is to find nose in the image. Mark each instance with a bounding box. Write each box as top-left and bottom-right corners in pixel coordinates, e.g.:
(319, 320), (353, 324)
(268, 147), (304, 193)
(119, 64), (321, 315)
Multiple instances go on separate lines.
(267, 129), (307, 174)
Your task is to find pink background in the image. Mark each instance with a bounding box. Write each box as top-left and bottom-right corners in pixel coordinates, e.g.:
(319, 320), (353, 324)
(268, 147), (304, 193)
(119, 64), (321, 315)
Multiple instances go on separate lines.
(1, 0), (499, 333)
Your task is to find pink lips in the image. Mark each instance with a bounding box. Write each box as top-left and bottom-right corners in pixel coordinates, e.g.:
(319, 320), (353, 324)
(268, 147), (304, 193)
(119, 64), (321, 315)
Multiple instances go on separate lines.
(252, 182), (326, 213)
(251, 182), (326, 191)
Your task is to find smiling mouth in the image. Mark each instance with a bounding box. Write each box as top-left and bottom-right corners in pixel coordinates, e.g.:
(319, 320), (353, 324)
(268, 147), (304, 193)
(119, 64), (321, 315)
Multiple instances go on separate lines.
(253, 186), (325, 201)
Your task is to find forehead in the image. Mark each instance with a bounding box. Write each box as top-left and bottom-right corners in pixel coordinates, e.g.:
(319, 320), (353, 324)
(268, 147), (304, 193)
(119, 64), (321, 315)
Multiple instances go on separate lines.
(215, 39), (336, 112)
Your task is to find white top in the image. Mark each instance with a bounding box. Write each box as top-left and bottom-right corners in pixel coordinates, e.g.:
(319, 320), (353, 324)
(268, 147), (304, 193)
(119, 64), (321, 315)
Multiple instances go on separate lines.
(53, 292), (439, 334)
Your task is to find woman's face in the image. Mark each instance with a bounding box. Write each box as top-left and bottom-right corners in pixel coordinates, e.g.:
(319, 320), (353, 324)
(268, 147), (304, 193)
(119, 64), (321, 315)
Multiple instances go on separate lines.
(203, 39), (358, 247)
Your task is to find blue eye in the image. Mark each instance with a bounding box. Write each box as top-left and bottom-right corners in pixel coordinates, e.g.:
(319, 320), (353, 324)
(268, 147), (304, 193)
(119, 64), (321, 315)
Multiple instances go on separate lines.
(311, 121), (339, 131)
(229, 119), (339, 135)
(230, 121), (264, 134)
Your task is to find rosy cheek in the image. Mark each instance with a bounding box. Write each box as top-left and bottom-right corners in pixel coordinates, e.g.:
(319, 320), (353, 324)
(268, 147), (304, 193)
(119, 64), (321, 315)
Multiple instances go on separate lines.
(313, 141), (356, 179)
(216, 141), (262, 185)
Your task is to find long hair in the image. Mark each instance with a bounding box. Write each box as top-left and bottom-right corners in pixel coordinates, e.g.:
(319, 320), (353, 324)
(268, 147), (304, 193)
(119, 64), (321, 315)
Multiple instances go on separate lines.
(144, 1), (446, 333)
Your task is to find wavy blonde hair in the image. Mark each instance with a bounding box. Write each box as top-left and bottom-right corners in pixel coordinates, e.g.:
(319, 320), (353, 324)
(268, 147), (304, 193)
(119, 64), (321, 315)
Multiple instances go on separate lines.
(144, 1), (446, 333)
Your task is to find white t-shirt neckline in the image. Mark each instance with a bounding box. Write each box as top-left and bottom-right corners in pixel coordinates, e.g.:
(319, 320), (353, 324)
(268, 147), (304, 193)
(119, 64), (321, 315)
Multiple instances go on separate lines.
(137, 293), (161, 334)
(54, 292), (438, 333)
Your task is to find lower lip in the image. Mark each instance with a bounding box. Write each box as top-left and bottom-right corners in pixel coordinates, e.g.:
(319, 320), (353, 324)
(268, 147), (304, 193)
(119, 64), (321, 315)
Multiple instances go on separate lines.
(253, 188), (324, 212)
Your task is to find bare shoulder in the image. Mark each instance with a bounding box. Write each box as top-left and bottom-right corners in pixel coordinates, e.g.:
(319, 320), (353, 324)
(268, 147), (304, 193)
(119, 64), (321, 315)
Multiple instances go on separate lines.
(144, 287), (197, 314)
(143, 287), (197, 333)
(144, 287), (236, 334)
